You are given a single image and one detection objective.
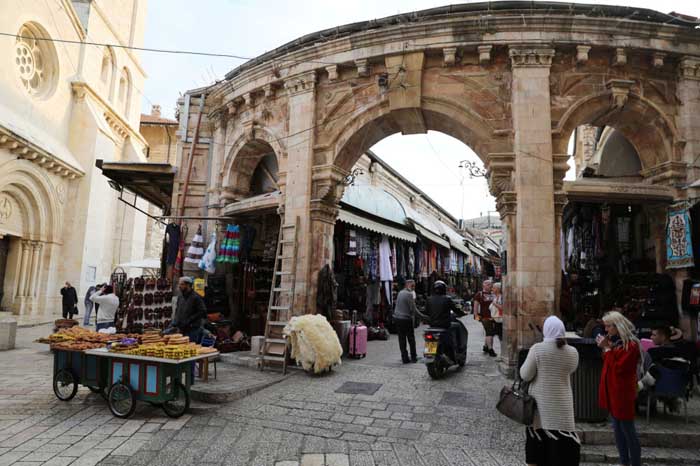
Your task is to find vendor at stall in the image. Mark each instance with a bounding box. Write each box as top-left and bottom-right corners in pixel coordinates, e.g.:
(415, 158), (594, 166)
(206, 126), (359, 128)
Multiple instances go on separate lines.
(166, 276), (207, 343)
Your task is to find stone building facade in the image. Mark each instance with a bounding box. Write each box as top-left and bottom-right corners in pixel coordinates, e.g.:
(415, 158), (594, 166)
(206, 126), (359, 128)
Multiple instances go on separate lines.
(173, 3), (700, 365)
(0, 0), (149, 320)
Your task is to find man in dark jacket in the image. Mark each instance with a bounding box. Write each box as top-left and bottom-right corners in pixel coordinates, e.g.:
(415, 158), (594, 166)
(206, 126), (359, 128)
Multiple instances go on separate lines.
(60, 282), (78, 319)
(167, 277), (207, 342)
(425, 280), (464, 361)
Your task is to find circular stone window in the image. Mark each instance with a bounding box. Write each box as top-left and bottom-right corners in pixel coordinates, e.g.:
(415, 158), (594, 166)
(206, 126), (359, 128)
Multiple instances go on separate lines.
(15, 23), (58, 99)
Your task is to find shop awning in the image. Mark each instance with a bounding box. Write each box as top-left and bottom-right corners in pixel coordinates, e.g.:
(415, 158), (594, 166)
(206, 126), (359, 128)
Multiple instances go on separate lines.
(441, 225), (471, 256)
(338, 209), (417, 243)
(340, 185), (408, 225)
(96, 160), (175, 211)
(412, 223), (450, 249)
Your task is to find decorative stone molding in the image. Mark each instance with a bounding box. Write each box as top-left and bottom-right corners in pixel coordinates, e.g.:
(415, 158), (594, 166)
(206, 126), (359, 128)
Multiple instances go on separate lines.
(485, 152), (515, 196)
(310, 199), (340, 225)
(576, 45), (591, 64)
(605, 79), (635, 110)
(284, 71), (317, 96)
(508, 46), (555, 68)
(679, 57), (700, 80)
(496, 191), (517, 219)
(263, 83), (275, 99)
(554, 191), (568, 216)
(325, 65), (339, 82)
(443, 47), (457, 66)
(478, 45), (493, 64)
(311, 164), (349, 205)
(0, 131), (82, 179)
(553, 153), (571, 190)
(613, 48), (627, 67)
(640, 161), (687, 185)
(652, 52), (666, 69)
(243, 92), (253, 108)
(355, 59), (369, 77)
(0, 195), (12, 223)
(104, 112), (129, 140)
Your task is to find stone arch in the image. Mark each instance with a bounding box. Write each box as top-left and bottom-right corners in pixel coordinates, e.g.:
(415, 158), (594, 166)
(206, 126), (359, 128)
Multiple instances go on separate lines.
(330, 97), (501, 173)
(0, 160), (61, 243)
(222, 125), (286, 196)
(553, 91), (680, 175)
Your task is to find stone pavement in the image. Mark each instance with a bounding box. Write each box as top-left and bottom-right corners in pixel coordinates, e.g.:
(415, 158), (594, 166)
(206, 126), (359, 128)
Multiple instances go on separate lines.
(0, 319), (698, 465)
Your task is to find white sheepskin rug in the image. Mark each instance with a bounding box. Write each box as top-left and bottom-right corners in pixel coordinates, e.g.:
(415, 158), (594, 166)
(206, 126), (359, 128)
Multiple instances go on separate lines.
(283, 314), (342, 374)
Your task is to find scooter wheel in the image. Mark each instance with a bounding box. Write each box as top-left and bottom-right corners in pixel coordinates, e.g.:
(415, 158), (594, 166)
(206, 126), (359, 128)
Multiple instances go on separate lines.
(427, 362), (446, 379)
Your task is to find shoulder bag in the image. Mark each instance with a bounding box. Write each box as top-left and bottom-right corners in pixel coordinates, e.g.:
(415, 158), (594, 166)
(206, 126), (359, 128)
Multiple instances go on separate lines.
(496, 379), (536, 425)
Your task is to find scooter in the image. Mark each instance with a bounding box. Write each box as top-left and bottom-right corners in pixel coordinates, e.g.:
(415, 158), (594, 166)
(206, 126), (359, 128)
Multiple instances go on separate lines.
(423, 312), (469, 379)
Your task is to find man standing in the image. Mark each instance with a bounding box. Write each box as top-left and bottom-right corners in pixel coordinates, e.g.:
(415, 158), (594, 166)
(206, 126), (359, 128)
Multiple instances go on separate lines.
(393, 279), (419, 364)
(60, 282), (78, 319)
(167, 277), (207, 343)
(91, 285), (119, 331)
(473, 279), (497, 357)
(83, 285), (98, 327)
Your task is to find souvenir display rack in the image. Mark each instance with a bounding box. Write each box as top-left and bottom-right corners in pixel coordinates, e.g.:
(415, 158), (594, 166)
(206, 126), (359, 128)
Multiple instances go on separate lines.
(115, 277), (173, 333)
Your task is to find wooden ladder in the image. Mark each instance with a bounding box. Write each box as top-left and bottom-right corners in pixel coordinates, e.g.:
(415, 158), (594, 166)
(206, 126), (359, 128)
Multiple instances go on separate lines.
(259, 216), (299, 374)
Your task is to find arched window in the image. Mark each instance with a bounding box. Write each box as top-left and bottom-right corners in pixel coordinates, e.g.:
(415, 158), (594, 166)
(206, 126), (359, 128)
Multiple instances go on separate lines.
(118, 67), (131, 115)
(15, 22), (58, 99)
(100, 47), (115, 98)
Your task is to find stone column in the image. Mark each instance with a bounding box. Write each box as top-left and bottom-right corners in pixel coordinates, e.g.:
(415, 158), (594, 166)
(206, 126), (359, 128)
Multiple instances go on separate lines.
(282, 71), (318, 314)
(16, 240), (31, 298)
(29, 241), (43, 298)
(509, 46), (557, 350)
(208, 115), (227, 217)
(678, 57), (700, 183)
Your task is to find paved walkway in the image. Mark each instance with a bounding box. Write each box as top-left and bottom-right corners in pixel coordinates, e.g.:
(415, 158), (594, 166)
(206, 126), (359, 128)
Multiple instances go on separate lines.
(0, 318), (698, 465)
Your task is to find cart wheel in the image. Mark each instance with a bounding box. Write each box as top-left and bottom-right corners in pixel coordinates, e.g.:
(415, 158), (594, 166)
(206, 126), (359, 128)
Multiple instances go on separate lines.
(53, 369), (78, 401)
(162, 380), (190, 418)
(107, 383), (136, 418)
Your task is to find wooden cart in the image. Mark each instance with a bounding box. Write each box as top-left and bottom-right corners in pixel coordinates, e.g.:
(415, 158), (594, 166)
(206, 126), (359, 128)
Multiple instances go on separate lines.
(52, 347), (109, 401)
(83, 348), (218, 418)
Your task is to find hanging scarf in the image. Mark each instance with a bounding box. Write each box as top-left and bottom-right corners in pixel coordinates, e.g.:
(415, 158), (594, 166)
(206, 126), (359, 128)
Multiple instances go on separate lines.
(198, 233), (217, 274)
(667, 203), (694, 269)
(184, 224), (205, 264)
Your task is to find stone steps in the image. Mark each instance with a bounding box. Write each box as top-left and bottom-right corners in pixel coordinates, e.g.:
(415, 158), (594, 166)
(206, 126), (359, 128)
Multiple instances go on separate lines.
(579, 422), (700, 449)
(581, 445), (700, 464)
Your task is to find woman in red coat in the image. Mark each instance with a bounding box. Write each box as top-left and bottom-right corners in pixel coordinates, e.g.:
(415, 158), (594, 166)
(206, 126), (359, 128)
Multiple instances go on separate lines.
(597, 311), (643, 466)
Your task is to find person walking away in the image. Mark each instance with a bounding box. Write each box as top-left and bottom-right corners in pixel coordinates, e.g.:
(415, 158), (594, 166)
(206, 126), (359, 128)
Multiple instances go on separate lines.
(490, 283), (504, 357)
(473, 280), (497, 356)
(520, 316), (580, 466)
(597, 311), (643, 466)
(91, 285), (119, 331)
(393, 279), (419, 363)
(83, 285), (98, 326)
(60, 282), (78, 319)
(166, 277), (207, 343)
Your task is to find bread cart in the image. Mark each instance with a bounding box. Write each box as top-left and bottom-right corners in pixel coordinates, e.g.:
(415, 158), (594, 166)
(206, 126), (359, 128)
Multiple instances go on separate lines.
(83, 348), (218, 418)
(52, 347), (110, 401)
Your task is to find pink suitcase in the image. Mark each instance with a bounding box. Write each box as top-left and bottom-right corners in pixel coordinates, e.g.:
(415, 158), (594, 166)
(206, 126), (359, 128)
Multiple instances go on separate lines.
(349, 311), (367, 359)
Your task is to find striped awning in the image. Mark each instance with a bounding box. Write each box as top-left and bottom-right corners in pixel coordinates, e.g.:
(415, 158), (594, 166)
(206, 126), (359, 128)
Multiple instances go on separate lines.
(338, 209), (416, 243)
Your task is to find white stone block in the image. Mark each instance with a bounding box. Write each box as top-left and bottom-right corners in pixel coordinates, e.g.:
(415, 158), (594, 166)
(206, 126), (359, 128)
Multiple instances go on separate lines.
(0, 317), (17, 350)
(250, 335), (265, 355)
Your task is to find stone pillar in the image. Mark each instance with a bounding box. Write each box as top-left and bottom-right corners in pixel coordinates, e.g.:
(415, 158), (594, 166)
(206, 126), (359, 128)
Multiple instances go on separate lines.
(16, 240), (31, 298)
(282, 72), (318, 314)
(29, 241), (43, 298)
(678, 57), (700, 183)
(509, 46), (557, 350)
(208, 115), (227, 217)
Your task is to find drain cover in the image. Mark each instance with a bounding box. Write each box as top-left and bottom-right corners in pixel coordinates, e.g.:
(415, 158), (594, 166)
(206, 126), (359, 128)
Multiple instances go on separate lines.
(335, 382), (383, 395)
(439, 391), (484, 408)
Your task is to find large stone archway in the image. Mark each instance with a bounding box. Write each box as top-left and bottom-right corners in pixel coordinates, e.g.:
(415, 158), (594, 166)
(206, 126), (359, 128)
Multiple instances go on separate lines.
(177, 2), (700, 366)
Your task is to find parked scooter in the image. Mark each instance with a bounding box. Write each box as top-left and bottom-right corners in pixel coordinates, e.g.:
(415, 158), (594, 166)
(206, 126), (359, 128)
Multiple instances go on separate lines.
(423, 312), (469, 379)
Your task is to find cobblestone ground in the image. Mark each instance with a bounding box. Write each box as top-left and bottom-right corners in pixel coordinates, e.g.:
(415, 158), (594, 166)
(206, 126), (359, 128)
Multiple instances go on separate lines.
(0, 319), (680, 465)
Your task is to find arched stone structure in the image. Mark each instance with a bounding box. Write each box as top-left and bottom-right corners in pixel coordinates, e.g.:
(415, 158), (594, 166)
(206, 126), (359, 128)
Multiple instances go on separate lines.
(178, 2), (700, 367)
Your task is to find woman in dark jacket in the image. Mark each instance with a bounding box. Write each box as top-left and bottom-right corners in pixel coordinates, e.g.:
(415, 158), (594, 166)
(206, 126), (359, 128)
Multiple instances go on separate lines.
(597, 311), (643, 466)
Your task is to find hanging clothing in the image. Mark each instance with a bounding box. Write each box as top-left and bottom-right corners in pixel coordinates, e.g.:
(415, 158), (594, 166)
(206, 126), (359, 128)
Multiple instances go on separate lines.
(316, 264), (338, 320)
(217, 224), (241, 264)
(346, 229), (358, 256)
(390, 241), (398, 277)
(198, 233), (217, 274)
(408, 246), (415, 278)
(165, 223), (181, 265)
(184, 225), (205, 265)
(379, 236), (393, 281)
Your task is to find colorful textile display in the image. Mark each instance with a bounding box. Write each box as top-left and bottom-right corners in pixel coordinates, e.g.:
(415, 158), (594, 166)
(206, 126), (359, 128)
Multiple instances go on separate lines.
(217, 224), (240, 264)
(667, 204), (694, 269)
(184, 225), (204, 265)
(198, 233), (217, 274)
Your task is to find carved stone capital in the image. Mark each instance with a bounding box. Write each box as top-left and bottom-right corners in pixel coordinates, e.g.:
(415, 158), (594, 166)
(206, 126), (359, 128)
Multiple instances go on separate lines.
(553, 153), (571, 190)
(311, 164), (349, 205)
(576, 45), (591, 64)
(613, 48), (627, 67)
(284, 71), (317, 96)
(554, 191), (568, 217)
(508, 46), (554, 68)
(679, 56), (700, 80)
(355, 59), (369, 77)
(485, 152), (515, 197)
(606, 79), (635, 110)
(310, 199), (340, 225)
(443, 47), (457, 66)
(652, 52), (666, 69)
(496, 191), (517, 219)
(478, 45), (493, 64)
(325, 65), (339, 82)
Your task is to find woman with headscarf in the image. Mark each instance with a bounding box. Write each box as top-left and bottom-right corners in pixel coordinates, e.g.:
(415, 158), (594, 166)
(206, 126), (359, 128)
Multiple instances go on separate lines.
(597, 311), (643, 466)
(520, 316), (580, 466)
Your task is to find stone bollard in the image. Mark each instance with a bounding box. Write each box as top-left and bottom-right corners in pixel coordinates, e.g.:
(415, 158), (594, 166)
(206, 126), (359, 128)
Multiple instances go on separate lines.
(250, 335), (265, 355)
(0, 317), (18, 350)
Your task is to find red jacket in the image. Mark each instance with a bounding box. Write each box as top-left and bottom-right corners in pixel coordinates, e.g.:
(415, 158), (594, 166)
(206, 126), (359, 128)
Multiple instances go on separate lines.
(598, 340), (640, 420)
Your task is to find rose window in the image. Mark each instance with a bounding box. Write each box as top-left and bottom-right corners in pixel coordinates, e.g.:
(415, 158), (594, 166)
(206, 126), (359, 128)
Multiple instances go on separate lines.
(15, 23), (57, 98)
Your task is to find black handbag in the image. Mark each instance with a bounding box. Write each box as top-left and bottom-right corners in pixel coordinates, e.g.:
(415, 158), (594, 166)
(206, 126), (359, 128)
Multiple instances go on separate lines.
(496, 379), (536, 425)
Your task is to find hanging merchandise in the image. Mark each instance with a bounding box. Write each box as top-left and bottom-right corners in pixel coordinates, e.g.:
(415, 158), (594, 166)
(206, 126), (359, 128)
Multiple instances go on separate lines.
(379, 236), (393, 281)
(173, 224), (188, 279)
(165, 223), (181, 265)
(184, 225), (205, 265)
(346, 229), (358, 256)
(199, 233), (218, 274)
(667, 203), (695, 269)
(194, 278), (206, 297)
(217, 224), (241, 264)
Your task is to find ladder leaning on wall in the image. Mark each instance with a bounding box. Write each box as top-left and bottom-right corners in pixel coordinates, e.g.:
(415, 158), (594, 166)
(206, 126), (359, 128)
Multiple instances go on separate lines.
(259, 216), (299, 374)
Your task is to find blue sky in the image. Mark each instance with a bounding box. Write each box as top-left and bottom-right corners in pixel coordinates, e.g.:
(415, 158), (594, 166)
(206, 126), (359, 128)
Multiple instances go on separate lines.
(140, 0), (700, 220)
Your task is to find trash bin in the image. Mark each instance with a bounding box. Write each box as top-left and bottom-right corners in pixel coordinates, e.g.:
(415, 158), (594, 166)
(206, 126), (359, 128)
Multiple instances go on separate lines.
(0, 317), (17, 350)
(568, 338), (608, 422)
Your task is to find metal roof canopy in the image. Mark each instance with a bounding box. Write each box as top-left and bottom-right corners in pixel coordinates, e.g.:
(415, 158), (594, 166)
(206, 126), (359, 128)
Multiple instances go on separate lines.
(338, 209), (417, 243)
(95, 160), (176, 212)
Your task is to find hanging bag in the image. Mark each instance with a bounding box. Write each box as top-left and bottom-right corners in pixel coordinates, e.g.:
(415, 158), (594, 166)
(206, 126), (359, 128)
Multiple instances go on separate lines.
(496, 379), (536, 425)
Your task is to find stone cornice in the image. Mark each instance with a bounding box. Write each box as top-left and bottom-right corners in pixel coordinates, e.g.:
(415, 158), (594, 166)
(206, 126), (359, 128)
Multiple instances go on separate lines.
(564, 179), (675, 202)
(71, 81), (148, 148)
(0, 131), (83, 179)
(679, 56), (700, 81)
(284, 71), (317, 97)
(509, 46), (555, 68)
(640, 161), (688, 185)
